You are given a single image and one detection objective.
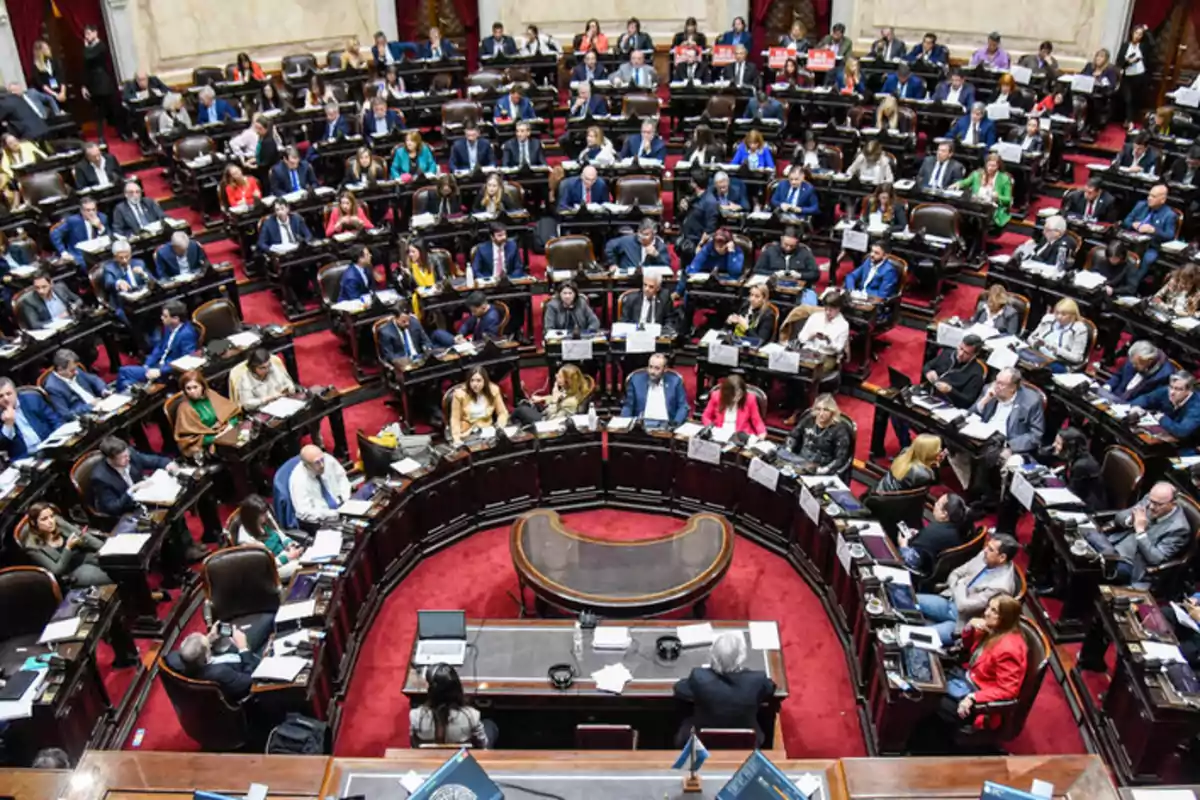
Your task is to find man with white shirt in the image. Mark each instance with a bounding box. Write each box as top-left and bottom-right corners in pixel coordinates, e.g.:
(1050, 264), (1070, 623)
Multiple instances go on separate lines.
(721, 45), (759, 89)
(112, 180), (166, 236)
(44, 348), (109, 419)
(501, 121), (546, 167)
(289, 444), (351, 525)
(795, 291), (850, 368)
(615, 50), (658, 90)
(0, 376), (61, 459)
(73, 142), (122, 190)
(967, 367), (1045, 504)
(933, 69), (976, 108)
(620, 352), (690, 427)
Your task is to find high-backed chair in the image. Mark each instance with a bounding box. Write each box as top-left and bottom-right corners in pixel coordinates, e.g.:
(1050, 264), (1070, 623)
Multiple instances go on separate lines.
(357, 430), (399, 479)
(281, 54), (318, 78)
(202, 546), (280, 644)
(909, 203), (961, 242)
(621, 93), (660, 118)
(1100, 446), (1143, 511)
(698, 728), (757, 749)
(192, 66), (225, 86)
(317, 262), (351, 309)
(0, 566), (61, 645)
(545, 235), (595, 271)
(1005, 292), (1032, 335)
(955, 616), (1049, 749)
(465, 70), (505, 92)
(575, 724), (638, 749)
(864, 485), (928, 539)
(173, 135), (217, 163)
(441, 100), (483, 129)
(19, 171), (69, 206)
(615, 176), (662, 211)
(921, 526), (987, 592)
(69, 450), (113, 526)
(157, 653), (250, 750)
(192, 298), (243, 344)
(704, 94), (737, 119)
(326, 50), (344, 69)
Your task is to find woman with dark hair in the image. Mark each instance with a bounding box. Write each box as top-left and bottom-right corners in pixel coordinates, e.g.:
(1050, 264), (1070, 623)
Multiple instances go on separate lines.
(776, 57), (805, 88)
(672, 17), (707, 49)
(864, 184), (907, 230)
(344, 146), (387, 187)
(233, 52), (265, 82)
(701, 373), (766, 436)
(1038, 428), (1104, 507)
(575, 19), (608, 55)
(220, 163), (262, 209)
(1116, 24), (1154, 125)
(22, 502), (110, 587)
(397, 239), (444, 316)
(449, 366), (509, 444)
(681, 124), (721, 166)
(542, 281), (600, 333)
(431, 173), (462, 216)
(173, 370), (241, 458)
(717, 16), (751, 48)
(234, 494), (303, 579)
(257, 78), (292, 114)
(409, 664), (493, 747)
(941, 595), (1027, 733)
(898, 493), (969, 574)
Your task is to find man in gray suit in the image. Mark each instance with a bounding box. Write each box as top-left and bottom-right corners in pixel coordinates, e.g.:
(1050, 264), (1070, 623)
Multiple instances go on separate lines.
(917, 140), (966, 191)
(917, 534), (1020, 644)
(112, 180), (166, 237)
(614, 50), (658, 89)
(968, 367), (1045, 504)
(18, 270), (82, 330)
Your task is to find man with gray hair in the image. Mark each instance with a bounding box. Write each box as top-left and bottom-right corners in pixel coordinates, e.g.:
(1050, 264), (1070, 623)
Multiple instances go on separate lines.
(967, 367), (1044, 503)
(1131, 371), (1200, 440)
(153, 231), (209, 280)
(604, 218), (669, 269)
(1104, 339), (1172, 402)
(73, 141), (122, 190)
(44, 348), (110, 419)
(950, 101), (997, 147)
(1016, 215), (1072, 270)
(195, 85), (236, 125)
(112, 179), (166, 236)
(672, 630), (776, 746)
(101, 238), (150, 321)
(172, 623), (259, 702)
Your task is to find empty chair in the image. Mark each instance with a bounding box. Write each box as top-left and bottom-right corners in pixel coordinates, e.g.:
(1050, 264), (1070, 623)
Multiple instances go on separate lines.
(575, 724), (638, 749)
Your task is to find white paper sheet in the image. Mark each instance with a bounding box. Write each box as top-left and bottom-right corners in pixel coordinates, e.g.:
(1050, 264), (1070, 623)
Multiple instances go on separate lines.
(674, 422), (703, 439)
(562, 339), (594, 361)
(251, 655), (308, 681)
(959, 419), (998, 440)
(227, 331), (262, 349)
(38, 616), (82, 644)
(687, 436), (723, 465)
(768, 349), (801, 374)
(748, 457), (780, 491)
(275, 599), (318, 623)
(799, 486), (821, 524)
(1010, 471), (1036, 510)
(898, 624), (945, 652)
(130, 469), (182, 505)
(169, 354), (207, 371)
(390, 457), (423, 476)
(259, 397), (307, 418)
(935, 323), (965, 348)
(625, 330), (657, 353)
(96, 393), (132, 413)
(677, 622), (715, 648)
(708, 342), (739, 367)
(592, 626), (631, 650)
(301, 529), (343, 563)
(337, 499), (373, 517)
(1141, 641), (1186, 663)
(872, 564), (912, 586)
(98, 532), (151, 557)
(1035, 487), (1085, 507)
(749, 621), (781, 650)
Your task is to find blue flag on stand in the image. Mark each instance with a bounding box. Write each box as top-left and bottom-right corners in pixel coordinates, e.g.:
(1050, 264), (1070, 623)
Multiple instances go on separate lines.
(672, 731), (709, 771)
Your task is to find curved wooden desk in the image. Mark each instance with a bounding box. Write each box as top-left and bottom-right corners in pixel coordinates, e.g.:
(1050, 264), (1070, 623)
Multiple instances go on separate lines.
(511, 508), (734, 617)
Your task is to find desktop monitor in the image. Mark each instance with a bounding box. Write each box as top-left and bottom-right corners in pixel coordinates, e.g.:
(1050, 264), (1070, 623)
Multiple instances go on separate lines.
(407, 749), (503, 800)
(716, 751), (810, 800)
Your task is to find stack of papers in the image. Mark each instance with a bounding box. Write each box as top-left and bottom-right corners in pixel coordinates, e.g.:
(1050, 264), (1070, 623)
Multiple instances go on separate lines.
(337, 499), (373, 517)
(592, 627), (631, 651)
(98, 532), (151, 557)
(38, 420), (82, 450)
(389, 457), (423, 476)
(227, 331), (262, 349)
(872, 565), (912, 586)
(959, 418), (998, 440)
(301, 529), (343, 563)
(1052, 373), (1092, 389)
(170, 354), (207, 371)
(130, 469), (182, 505)
(275, 599), (318, 623)
(1035, 487), (1084, 507)
(251, 655), (308, 681)
(591, 663), (633, 694)
(95, 393), (133, 414)
(677, 622), (715, 648)
(1141, 641), (1187, 663)
(749, 621), (781, 650)
(38, 616), (82, 644)
(259, 397), (307, 418)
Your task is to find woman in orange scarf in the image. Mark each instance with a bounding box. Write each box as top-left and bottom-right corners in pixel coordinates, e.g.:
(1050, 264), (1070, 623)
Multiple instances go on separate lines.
(174, 370), (241, 458)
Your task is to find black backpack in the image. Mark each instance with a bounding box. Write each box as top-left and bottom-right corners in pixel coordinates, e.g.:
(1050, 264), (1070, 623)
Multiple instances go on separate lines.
(266, 713), (329, 755)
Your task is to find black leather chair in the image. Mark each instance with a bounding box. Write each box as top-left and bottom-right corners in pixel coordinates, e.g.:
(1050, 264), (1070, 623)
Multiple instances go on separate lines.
(19, 171), (69, 206)
(954, 616), (1049, 751)
(192, 298), (243, 344)
(864, 485), (928, 539)
(575, 724), (638, 749)
(1100, 445), (1144, 511)
(317, 262), (351, 311)
(545, 235), (595, 271)
(615, 176), (662, 212)
(358, 429), (399, 479)
(0, 566), (61, 646)
(69, 450), (115, 528)
(201, 546), (280, 651)
(920, 526), (987, 591)
(441, 100), (483, 130)
(157, 652), (251, 750)
(192, 67), (225, 86)
(281, 54), (319, 78)
(621, 93), (660, 118)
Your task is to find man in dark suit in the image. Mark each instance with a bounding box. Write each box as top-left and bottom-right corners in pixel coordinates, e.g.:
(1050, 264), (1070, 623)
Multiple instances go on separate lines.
(418, 27), (456, 59)
(744, 91), (784, 121)
(1131, 372), (1200, 441)
(1060, 177), (1116, 222)
(0, 376), (61, 458)
(569, 51), (607, 83)
(307, 102), (348, 162)
(672, 47), (711, 83)
(194, 86), (237, 125)
(567, 83), (608, 119)
(268, 148), (319, 196)
(1105, 340), (1173, 402)
(101, 240), (151, 322)
(7, 81), (57, 118)
(673, 630), (776, 746)
(769, 166), (818, 215)
(361, 96), (404, 137)
(50, 197), (109, 265)
(112, 180), (166, 236)
(949, 103), (997, 147)
(752, 226), (819, 282)
(558, 165), (610, 210)
(371, 31), (406, 67)
(73, 142), (123, 190)
(701, 172), (750, 231)
(44, 348), (109, 419)
(968, 367), (1046, 501)
(471, 222), (524, 279)
(619, 119), (667, 161)
(870, 27), (907, 60)
(1112, 131), (1157, 173)
(115, 301), (200, 389)
(880, 62), (926, 99)
(501, 121), (545, 167)
(1122, 184), (1176, 282)
(449, 123), (494, 172)
(378, 307), (436, 362)
(481, 22), (518, 57)
(722, 46), (759, 89)
(153, 232), (209, 280)
(121, 71), (168, 103)
(257, 200), (314, 250)
(844, 242), (900, 300)
(338, 245), (381, 301)
(619, 273), (678, 328)
(493, 88), (535, 122)
(0, 87), (50, 139)
(1167, 145), (1200, 189)
(606, 219), (669, 269)
(457, 292), (503, 341)
(175, 628), (259, 703)
(931, 69), (976, 108)
(621, 352), (689, 425)
(917, 140), (966, 190)
(906, 33), (950, 66)
(18, 271), (81, 330)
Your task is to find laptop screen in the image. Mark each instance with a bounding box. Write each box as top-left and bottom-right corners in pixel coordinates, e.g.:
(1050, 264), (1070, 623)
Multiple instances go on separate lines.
(418, 610), (467, 641)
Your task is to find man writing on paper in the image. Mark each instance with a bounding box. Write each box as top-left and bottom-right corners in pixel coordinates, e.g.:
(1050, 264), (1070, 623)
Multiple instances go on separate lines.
(44, 348), (111, 420)
(915, 534), (1019, 644)
(289, 444), (351, 525)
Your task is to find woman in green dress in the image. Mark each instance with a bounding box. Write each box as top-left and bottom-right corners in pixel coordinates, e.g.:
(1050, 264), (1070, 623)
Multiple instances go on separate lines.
(174, 369), (241, 458)
(234, 494), (303, 579)
(957, 152), (1013, 230)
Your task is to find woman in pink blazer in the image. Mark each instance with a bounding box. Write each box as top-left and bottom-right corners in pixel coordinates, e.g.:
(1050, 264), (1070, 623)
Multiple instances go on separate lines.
(325, 191), (375, 236)
(701, 374), (766, 436)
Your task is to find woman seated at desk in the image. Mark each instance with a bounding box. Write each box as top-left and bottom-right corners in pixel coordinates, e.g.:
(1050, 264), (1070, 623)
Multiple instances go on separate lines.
(898, 492), (968, 575)
(1151, 263), (1200, 318)
(782, 393), (852, 476)
(521, 25), (559, 55)
(956, 152), (1012, 229)
(22, 502), (111, 587)
(341, 36), (366, 70)
(233, 494), (303, 579)
(344, 146), (388, 186)
(969, 285), (1021, 335)
(792, 133), (833, 173)
(256, 79), (292, 114)
(1146, 106), (1177, 137)
(1038, 427), (1104, 502)
(937, 594), (1027, 738)
(397, 239), (445, 316)
(325, 190), (374, 236)
(701, 373), (766, 437)
(1026, 297), (1090, 369)
(846, 140), (894, 184)
(862, 184), (907, 230)
(835, 57), (865, 95)
(159, 92), (191, 135)
(513, 364), (590, 425)
(781, 22), (809, 52)
(427, 173), (463, 216)
(1011, 117), (1046, 154)
(1081, 49), (1119, 88)
(878, 433), (943, 492)
(174, 369), (241, 459)
(232, 52), (265, 82)
(411, 664), (494, 748)
(578, 126), (616, 167)
(543, 281), (599, 333)
(1088, 241), (1139, 298)
(390, 130), (437, 180)
(220, 163), (262, 209)
(993, 73), (1032, 110)
(450, 366), (509, 444)
(679, 124), (722, 167)
(774, 58), (806, 89)
(724, 283), (776, 345)
(875, 96), (903, 132)
(575, 19), (609, 55)
(0, 133), (45, 185)
(731, 129), (775, 171)
(379, 66), (407, 102)
(474, 173), (519, 214)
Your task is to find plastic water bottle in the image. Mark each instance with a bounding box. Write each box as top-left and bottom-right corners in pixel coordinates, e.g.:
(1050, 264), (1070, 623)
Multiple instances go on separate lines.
(465, 265), (475, 289)
(573, 622), (584, 660)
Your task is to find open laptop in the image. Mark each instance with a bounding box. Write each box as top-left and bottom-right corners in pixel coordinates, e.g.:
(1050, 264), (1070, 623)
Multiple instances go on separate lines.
(887, 367), (913, 389)
(412, 610), (468, 667)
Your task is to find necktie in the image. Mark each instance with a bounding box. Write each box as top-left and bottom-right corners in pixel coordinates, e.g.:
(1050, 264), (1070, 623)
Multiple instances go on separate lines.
(932, 162), (944, 187)
(1085, 199), (1096, 220)
(280, 219), (293, 245)
(131, 203), (143, 227)
(521, 141), (528, 165)
(401, 327), (413, 357)
(737, 64), (744, 85)
(156, 326), (179, 366)
(970, 124), (978, 145)
(290, 170), (299, 192)
(787, 187), (798, 206)
(495, 244), (504, 278)
(318, 476), (338, 509)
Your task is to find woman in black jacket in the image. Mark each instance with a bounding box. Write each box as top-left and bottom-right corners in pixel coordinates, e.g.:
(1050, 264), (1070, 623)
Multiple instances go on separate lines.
(542, 281), (599, 333)
(899, 493), (968, 575)
(1116, 24), (1153, 125)
(30, 40), (67, 107)
(998, 427), (1104, 533)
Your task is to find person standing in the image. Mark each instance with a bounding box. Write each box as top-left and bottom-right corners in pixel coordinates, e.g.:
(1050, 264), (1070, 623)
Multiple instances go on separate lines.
(81, 25), (127, 143)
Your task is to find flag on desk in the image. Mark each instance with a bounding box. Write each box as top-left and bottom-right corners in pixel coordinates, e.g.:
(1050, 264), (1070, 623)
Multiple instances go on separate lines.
(672, 730), (709, 772)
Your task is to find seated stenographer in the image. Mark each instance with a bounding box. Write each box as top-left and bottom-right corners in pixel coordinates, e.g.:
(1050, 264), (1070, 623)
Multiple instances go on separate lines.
(672, 631), (776, 748)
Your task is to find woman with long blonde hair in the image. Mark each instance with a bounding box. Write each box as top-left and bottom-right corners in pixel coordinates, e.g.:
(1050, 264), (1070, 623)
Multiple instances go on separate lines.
(879, 433), (942, 492)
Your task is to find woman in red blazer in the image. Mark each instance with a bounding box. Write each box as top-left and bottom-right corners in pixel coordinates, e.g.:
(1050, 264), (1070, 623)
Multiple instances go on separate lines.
(325, 191), (375, 236)
(948, 594), (1028, 731)
(701, 374), (766, 436)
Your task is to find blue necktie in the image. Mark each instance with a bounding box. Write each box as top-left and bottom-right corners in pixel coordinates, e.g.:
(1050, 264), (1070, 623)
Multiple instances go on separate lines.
(291, 170), (299, 192)
(319, 478), (337, 509)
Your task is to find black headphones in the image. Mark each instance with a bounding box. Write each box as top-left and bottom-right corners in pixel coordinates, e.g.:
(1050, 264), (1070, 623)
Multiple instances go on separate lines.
(656, 635), (682, 661)
(547, 662), (576, 690)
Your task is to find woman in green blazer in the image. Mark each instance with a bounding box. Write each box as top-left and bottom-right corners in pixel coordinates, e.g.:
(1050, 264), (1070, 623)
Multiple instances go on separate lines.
(957, 152), (1013, 229)
(390, 130), (438, 179)
(22, 502), (111, 587)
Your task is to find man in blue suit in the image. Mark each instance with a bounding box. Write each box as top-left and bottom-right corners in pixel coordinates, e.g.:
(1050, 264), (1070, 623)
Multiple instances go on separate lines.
(457, 292), (503, 341)
(881, 63), (927, 100)
(471, 222), (524, 279)
(371, 31), (406, 66)
(621, 353), (690, 427)
(1112, 131), (1157, 173)
(449, 123), (494, 172)
(559, 165), (610, 210)
(101, 239), (151, 322)
(700, 172), (750, 232)
(494, 88), (535, 122)
(906, 33), (950, 66)
(932, 69), (976, 108)
(744, 91), (784, 121)
(378, 306), (437, 362)
(257, 200), (313, 250)
(153, 232), (208, 280)
(1105, 341), (1173, 402)
(569, 51), (606, 83)
(116, 301), (200, 389)
(268, 148), (319, 196)
(44, 348), (110, 420)
(0, 377), (62, 458)
(950, 103), (996, 147)
(770, 166), (818, 215)
(677, 227), (744, 296)
(51, 197), (109, 266)
(307, 103), (348, 161)
(1122, 184), (1175, 284)
(502, 122), (546, 167)
(174, 628), (260, 703)
(619, 119), (667, 161)
(481, 22), (518, 57)
(844, 242), (900, 299)
(195, 86), (236, 125)
(418, 27), (456, 59)
(605, 218), (669, 268)
(567, 82), (608, 119)
(1132, 373), (1200, 441)
(362, 97), (404, 137)
(338, 245), (381, 301)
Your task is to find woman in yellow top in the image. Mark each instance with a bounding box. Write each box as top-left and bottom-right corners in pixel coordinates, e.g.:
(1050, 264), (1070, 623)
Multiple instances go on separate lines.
(174, 370), (242, 458)
(342, 36), (366, 69)
(450, 367), (509, 444)
(956, 152), (1013, 229)
(399, 239), (444, 316)
(0, 133), (46, 185)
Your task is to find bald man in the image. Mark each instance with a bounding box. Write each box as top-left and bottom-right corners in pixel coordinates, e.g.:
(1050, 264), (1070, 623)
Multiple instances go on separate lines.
(288, 444), (351, 524)
(1122, 184), (1176, 287)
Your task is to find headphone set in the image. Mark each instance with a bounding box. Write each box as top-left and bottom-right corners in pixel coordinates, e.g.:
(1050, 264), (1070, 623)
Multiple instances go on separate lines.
(547, 662), (577, 690)
(546, 614), (683, 689)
